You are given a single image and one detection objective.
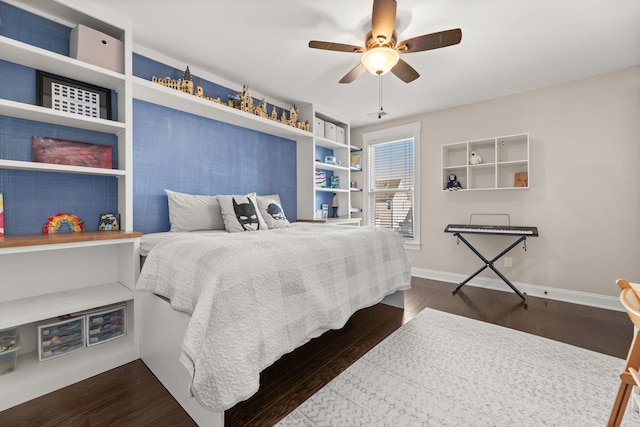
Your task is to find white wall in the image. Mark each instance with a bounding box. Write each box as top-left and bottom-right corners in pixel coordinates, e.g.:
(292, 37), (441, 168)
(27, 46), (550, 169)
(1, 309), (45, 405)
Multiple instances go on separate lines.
(352, 66), (640, 302)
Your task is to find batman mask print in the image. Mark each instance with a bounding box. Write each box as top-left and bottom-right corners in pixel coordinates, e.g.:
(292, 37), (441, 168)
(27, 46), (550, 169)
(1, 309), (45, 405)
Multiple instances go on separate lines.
(233, 198), (260, 231)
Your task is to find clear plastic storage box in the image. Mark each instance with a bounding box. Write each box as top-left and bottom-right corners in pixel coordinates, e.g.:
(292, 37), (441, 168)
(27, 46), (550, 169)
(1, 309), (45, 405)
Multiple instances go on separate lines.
(0, 328), (20, 375)
(38, 317), (85, 361)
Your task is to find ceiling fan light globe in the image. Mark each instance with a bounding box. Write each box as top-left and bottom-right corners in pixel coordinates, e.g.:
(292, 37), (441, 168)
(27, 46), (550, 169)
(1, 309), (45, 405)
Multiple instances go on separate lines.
(361, 47), (399, 75)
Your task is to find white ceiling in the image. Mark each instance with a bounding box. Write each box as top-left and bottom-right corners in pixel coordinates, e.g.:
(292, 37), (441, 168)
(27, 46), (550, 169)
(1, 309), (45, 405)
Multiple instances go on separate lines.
(67, 0), (640, 128)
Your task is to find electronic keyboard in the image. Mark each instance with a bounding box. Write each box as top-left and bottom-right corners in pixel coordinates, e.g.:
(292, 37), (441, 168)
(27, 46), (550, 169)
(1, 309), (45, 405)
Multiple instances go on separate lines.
(445, 224), (539, 237)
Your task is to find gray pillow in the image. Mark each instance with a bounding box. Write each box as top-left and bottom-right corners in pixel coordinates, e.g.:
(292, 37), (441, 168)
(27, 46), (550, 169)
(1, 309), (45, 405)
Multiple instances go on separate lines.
(164, 189), (225, 231)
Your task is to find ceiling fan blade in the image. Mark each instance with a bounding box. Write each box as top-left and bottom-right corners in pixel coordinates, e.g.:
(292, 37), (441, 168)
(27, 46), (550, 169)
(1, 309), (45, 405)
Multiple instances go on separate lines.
(309, 40), (365, 53)
(391, 58), (420, 83)
(396, 28), (462, 53)
(339, 63), (367, 84)
(371, 0), (397, 45)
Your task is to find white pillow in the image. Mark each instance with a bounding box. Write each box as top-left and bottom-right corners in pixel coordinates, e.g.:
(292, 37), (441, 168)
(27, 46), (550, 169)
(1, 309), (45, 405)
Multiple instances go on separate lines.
(257, 195), (291, 229)
(164, 189), (225, 231)
(218, 194), (268, 232)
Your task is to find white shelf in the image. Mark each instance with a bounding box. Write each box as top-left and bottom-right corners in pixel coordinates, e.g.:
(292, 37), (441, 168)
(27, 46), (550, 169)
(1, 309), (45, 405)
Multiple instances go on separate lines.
(498, 160), (528, 166)
(325, 218), (361, 226)
(315, 136), (349, 150)
(0, 35), (126, 91)
(0, 232), (140, 254)
(314, 161), (349, 172)
(316, 187), (349, 193)
(0, 282), (132, 330)
(442, 133), (529, 191)
(0, 158), (125, 177)
(132, 77), (312, 142)
(0, 335), (138, 412)
(0, 98), (126, 134)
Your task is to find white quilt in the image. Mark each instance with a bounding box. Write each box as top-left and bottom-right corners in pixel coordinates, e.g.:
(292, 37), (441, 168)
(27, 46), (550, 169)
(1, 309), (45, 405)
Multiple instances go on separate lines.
(136, 224), (411, 411)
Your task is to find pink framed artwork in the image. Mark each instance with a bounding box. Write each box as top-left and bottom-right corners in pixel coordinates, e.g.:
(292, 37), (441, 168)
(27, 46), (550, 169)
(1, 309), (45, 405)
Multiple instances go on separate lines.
(32, 136), (113, 169)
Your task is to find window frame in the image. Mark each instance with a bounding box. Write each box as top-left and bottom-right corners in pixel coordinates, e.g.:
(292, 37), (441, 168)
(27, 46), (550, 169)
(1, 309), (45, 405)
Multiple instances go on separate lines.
(362, 122), (421, 250)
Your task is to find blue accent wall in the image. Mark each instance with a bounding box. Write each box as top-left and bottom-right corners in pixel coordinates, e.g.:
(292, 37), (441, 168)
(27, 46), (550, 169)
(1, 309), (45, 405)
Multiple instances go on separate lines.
(133, 100), (297, 234)
(0, 2), (70, 55)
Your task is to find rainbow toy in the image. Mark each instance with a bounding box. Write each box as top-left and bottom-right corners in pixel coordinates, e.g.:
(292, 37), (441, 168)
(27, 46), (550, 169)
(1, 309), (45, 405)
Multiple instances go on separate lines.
(42, 212), (85, 234)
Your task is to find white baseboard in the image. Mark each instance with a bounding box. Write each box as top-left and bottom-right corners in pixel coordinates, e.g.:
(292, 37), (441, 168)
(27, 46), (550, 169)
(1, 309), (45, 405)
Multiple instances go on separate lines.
(412, 268), (624, 312)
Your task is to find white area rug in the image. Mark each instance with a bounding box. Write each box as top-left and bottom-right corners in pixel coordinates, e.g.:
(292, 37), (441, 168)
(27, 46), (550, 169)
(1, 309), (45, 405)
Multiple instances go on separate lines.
(277, 308), (640, 426)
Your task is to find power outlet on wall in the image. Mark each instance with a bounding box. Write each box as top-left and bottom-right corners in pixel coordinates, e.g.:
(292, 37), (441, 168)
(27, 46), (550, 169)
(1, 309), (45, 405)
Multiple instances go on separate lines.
(504, 257), (512, 267)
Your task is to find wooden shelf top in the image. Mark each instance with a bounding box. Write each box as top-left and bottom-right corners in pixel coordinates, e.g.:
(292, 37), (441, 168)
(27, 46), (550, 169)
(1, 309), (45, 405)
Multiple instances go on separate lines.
(0, 231), (141, 249)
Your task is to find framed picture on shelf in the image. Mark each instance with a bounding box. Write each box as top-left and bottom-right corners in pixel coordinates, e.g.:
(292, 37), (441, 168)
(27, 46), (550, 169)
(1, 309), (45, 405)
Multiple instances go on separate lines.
(98, 213), (120, 231)
(36, 70), (112, 120)
(32, 136), (113, 169)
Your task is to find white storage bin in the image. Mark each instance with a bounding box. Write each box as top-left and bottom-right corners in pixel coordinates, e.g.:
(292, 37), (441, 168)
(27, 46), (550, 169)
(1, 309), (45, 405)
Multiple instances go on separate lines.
(0, 329), (19, 375)
(314, 117), (325, 138)
(70, 25), (124, 73)
(324, 122), (337, 141)
(336, 126), (346, 144)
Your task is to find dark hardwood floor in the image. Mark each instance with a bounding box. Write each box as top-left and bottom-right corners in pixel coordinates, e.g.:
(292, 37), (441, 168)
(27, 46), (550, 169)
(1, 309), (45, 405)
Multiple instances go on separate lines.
(1, 277), (632, 426)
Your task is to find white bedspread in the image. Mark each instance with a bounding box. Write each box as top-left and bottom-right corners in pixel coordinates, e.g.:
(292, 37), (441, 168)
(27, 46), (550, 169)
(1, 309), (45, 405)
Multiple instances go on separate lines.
(135, 224), (411, 411)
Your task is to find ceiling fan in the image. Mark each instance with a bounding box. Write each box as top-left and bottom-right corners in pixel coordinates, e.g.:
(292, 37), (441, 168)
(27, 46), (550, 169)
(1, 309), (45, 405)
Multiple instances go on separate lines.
(308, 0), (462, 84)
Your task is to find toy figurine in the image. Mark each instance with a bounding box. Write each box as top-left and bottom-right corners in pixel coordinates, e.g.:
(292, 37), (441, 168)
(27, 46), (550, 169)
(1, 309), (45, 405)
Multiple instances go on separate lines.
(446, 174), (463, 191)
(469, 150), (482, 165)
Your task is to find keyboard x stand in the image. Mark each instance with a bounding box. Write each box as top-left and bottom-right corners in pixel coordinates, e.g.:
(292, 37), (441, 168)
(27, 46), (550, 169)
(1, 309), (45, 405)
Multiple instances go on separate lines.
(451, 232), (530, 306)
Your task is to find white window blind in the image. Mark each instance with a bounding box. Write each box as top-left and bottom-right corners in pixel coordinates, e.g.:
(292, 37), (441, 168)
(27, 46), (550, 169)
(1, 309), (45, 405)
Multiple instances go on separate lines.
(368, 138), (414, 239)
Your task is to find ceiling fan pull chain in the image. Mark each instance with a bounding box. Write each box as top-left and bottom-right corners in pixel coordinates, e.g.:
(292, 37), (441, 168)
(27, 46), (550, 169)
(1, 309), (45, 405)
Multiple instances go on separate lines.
(378, 74), (383, 119)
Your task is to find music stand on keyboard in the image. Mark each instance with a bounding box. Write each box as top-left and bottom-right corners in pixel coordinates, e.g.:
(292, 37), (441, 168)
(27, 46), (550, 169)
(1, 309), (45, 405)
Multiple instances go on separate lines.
(445, 214), (538, 306)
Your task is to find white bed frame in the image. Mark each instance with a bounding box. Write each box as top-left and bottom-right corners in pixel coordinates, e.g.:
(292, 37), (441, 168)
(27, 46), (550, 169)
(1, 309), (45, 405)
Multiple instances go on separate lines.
(138, 289), (404, 426)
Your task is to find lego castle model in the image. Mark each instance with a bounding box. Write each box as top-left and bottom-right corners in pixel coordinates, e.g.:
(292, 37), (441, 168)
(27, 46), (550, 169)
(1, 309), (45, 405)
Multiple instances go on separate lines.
(152, 67), (310, 131)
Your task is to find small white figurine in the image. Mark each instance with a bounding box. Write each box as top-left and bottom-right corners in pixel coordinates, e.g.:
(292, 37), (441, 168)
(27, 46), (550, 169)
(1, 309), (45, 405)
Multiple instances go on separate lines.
(469, 150), (482, 165)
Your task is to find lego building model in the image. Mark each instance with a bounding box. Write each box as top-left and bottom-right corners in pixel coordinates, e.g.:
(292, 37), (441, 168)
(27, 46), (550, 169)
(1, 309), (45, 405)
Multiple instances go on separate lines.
(152, 67), (310, 131)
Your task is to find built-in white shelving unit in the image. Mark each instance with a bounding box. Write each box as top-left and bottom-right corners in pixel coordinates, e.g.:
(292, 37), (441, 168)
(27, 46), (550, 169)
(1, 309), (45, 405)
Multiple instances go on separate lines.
(0, 0), (139, 411)
(296, 105), (354, 221)
(441, 133), (529, 191)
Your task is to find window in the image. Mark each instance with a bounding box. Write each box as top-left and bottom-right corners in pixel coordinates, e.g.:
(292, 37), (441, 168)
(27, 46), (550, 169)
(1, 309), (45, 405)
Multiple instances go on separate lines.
(363, 123), (420, 249)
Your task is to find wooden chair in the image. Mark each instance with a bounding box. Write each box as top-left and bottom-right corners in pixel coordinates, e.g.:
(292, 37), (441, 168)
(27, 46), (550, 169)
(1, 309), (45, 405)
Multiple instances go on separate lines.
(608, 278), (640, 426)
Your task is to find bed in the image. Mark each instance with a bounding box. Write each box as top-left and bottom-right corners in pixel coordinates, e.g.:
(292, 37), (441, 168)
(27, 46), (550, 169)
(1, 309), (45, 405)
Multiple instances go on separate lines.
(135, 192), (412, 426)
